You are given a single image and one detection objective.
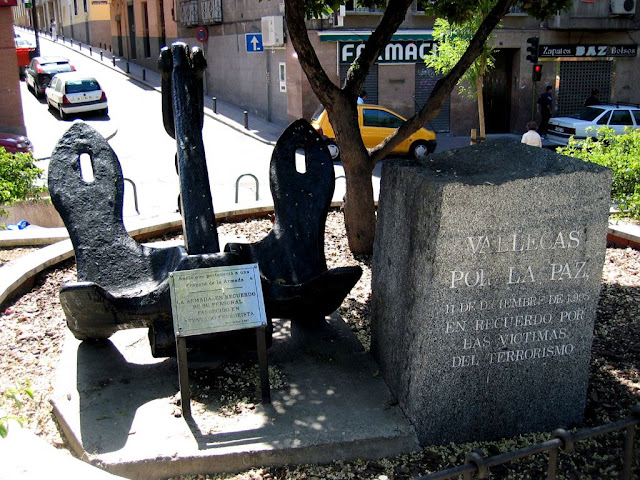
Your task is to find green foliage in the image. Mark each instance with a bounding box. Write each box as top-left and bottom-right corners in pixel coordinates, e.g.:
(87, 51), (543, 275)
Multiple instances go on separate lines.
(302, 0), (337, 18)
(0, 147), (43, 218)
(425, 10), (497, 99)
(420, 0), (572, 22)
(557, 127), (640, 219)
(0, 380), (34, 438)
(294, 0), (573, 24)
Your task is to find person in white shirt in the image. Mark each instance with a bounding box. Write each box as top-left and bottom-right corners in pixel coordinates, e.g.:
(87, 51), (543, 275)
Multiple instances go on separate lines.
(521, 121), (542, 148)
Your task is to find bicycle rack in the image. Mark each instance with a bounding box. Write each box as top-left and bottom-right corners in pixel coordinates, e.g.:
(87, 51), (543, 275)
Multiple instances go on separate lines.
(235, 174), (259, 203)
(123, 177), (140, 215)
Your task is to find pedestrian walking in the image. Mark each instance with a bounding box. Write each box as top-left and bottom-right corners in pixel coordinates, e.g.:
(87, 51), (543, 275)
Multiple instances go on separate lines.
(584, 89), (600, 107)
(50, 19), (57, 41)
(521, 121), (542, 148)
(537, 85), (553, 136)
(357, 90), (367, 104)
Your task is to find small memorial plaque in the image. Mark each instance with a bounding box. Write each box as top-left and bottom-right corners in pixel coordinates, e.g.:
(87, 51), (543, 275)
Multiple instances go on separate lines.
(169, 264), (267, 337)
(169, 264), (270, 416)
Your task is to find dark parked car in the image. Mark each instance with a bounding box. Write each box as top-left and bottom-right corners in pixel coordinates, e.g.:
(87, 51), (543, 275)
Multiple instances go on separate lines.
(0, 132), (33, 154)
(25, 56), (75, 98)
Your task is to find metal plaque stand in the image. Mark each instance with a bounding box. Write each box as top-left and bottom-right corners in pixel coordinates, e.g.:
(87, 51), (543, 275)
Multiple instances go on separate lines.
(176, 326), (271, 418)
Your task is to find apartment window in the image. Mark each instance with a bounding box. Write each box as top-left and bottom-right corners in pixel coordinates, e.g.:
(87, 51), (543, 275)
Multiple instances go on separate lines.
(345, 0), (385, 13)
(279, 62), (286, 92)
(142, 1), (151, 57)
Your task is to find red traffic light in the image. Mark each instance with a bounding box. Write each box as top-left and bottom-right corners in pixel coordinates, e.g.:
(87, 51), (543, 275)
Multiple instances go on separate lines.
(532, 64), (542, 81)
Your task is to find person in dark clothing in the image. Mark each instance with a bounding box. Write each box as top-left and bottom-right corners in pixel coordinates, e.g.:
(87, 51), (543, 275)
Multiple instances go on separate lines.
(537, 85), (553, 136)
(584, 89), (600, 107)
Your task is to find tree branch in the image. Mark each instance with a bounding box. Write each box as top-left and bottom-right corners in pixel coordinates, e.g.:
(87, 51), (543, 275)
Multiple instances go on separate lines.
(370, 0), (516, 164)
(342, 0), (413, 97)
(285, 0), (341, 108)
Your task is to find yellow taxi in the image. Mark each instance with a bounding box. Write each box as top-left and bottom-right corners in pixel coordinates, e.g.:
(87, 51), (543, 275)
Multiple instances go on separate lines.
(310, 104), (437, 161)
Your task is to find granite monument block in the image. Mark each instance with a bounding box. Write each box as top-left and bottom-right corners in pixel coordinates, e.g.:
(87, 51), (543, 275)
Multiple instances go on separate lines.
(371, 139), (612, 446)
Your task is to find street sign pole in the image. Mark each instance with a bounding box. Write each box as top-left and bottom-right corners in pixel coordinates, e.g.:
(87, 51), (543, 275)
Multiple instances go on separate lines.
(31, 4), (41, 56)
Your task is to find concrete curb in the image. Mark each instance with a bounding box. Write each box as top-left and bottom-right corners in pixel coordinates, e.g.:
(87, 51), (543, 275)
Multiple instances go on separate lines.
(0, 421), (128, 479)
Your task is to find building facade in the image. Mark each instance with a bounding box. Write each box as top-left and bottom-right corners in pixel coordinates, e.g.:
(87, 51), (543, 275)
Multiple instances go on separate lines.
(11, 1), (640, 135)
(1, 6), (26, 135)
(173, 1), (640, 135)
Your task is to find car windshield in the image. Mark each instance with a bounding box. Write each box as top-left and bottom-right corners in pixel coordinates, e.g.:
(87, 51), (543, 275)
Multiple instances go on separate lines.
(566, 107), (605, 121)
(311, 105), (325, 122)
(65, 79), (100, 93)
(41, 62), (72, 73)
(15, 39), (33, 48)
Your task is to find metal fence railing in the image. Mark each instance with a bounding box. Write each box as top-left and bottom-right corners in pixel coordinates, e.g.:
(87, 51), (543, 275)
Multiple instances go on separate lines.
(417, 404), (639, 480)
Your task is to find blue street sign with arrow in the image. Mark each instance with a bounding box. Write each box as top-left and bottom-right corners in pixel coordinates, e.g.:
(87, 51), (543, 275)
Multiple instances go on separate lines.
(246, 33), (264, 53)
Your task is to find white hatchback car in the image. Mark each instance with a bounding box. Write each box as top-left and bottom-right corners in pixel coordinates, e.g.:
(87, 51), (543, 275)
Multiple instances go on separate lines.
(45, 72), (108, 120)
(546, 104), (640, 146)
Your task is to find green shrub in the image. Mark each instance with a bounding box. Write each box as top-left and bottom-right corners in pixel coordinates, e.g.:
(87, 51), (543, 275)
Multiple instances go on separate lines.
(0, 380), (34, 438)
(557, 127), (640, 219)
(0, 147), (44, 220)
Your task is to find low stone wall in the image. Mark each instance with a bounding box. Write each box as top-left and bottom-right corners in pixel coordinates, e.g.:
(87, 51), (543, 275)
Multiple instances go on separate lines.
(1, 198), (64, 228)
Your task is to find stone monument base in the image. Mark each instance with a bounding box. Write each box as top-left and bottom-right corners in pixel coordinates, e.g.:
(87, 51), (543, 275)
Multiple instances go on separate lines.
(372, 139), (611, 446)
(51, 315), (419, 479)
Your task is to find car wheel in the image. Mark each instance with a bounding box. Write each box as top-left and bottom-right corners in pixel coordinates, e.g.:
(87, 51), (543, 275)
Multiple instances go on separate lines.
(47, 98), (54, 112)
(410, 141), (430, 161)
(325, 139), (341, 162)
(100, 107), (108, 116)
(34, 83), (42, 99)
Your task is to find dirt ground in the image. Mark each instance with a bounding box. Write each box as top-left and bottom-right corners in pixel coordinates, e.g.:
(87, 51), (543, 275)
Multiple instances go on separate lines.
(0, 213), (638, 479)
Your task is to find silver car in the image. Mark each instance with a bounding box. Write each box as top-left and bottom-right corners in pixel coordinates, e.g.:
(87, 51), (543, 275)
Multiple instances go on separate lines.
(45, 72), (108, 120)
(546, 104), (640, 146)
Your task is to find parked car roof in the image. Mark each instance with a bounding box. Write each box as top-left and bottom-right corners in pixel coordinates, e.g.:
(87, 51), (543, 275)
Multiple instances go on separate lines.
(0, 133), (34, 154)
(546, 104), (640, 146)
(15, 38), (35, 49)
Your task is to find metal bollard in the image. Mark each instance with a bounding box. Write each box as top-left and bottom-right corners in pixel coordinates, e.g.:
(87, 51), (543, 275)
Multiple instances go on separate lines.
(112, 56), (116, 66)
(89, 46), (92, 55)
(212, 97), (217, 113)
(100, 51), (103, 61)
(109, 45), (112, 52)
(79, 42), (82, 50)
(244, 111), (249, 129)
(126, 62), (130, 74)
(142, 69), (146, 81)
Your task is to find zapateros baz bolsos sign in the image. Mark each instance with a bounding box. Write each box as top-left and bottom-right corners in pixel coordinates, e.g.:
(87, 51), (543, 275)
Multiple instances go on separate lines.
(539, 44), (638, 57)
(169, 264), (267, 337)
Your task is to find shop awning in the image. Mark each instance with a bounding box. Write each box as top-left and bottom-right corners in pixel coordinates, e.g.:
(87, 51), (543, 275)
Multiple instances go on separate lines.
(318, 30), (433, 42)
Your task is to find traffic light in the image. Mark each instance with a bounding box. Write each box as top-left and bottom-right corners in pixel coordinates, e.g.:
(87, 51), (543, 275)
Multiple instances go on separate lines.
(532, 64), (542, 82)
(526, 36), (539, 64)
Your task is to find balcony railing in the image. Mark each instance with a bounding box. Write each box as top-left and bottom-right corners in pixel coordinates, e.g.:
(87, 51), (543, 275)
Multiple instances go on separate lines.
(201, 0), (222, 23)
(178, 0), (221, 26)
(178, 0), (198, 27)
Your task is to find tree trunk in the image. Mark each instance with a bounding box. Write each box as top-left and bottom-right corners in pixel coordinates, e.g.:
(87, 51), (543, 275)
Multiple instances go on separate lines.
(342, 159), (377, 255)
(330, 96), (377, 254)
(476, 74), (486, 140)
